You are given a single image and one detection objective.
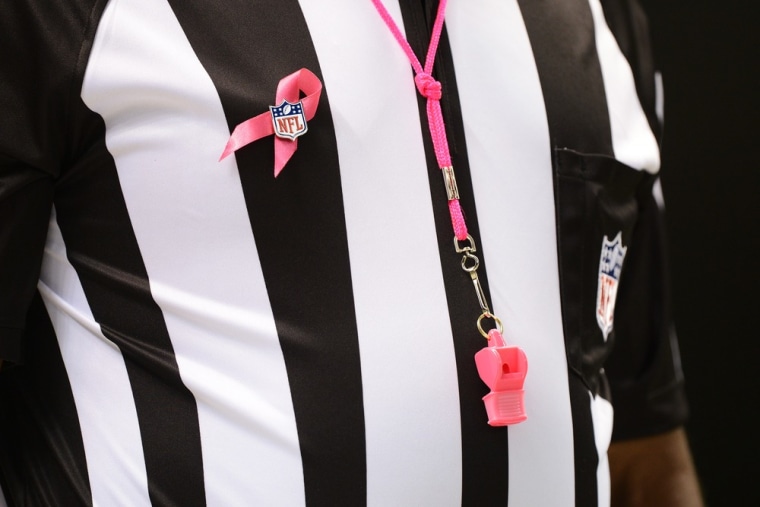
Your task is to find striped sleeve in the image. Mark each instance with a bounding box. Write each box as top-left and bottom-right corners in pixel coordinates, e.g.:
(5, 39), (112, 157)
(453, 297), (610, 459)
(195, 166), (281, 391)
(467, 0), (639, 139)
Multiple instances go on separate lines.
(0, 0), (105, 363)
(598, 0), (689, 440)
(0, 1), (61, 362)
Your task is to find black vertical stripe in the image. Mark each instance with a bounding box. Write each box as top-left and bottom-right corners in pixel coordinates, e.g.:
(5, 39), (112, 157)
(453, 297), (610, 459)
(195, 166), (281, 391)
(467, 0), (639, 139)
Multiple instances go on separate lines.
(165, 2), (367, 505)
(0, 293), (91, 506)
(599, 0), (661, 139)
(397, 3), (511, 505)
(569, 376), (600, 507)
(517, 1), (616, 505)
(54, 109), (206, 504)
(517, 0), (613, 157)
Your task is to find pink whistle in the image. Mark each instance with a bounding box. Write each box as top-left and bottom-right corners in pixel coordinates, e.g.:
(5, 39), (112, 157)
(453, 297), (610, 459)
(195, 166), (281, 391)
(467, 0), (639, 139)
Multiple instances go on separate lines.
(475, 329), (528, 426)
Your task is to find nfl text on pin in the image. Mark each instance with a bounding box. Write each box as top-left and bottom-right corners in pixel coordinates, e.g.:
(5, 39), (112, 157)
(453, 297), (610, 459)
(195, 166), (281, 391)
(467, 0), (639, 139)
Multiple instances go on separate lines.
(270, 100), (308, 140)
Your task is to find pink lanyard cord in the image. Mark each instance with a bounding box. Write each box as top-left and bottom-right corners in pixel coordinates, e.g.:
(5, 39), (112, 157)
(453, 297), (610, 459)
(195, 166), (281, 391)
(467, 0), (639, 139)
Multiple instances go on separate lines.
(371, 2), (528, 427)
(371, 0), (467, 241)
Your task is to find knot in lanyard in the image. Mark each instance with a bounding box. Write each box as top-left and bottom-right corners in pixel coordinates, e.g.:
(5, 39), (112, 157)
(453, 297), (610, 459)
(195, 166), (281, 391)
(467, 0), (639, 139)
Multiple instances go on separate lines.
(371, 0), (465, 239)
(414, 73), (442, 100)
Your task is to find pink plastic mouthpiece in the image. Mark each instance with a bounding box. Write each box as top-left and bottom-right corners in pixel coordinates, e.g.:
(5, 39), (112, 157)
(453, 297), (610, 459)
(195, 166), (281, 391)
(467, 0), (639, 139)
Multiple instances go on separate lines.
(475, 329), (528, 426)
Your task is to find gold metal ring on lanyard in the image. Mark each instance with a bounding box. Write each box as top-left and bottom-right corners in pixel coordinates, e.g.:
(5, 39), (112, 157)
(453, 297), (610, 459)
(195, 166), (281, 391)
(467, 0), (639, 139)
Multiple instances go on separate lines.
(476, 312), (503, 339)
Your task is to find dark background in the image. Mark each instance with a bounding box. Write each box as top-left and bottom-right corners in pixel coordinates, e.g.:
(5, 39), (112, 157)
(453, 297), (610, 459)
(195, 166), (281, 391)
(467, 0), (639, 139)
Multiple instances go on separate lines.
(638, 1), (759, 505)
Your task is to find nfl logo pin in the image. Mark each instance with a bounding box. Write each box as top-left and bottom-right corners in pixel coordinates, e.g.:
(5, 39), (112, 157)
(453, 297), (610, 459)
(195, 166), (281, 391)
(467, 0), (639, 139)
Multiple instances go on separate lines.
(596, 231), (627, 340)
(270, 100), (308, 140)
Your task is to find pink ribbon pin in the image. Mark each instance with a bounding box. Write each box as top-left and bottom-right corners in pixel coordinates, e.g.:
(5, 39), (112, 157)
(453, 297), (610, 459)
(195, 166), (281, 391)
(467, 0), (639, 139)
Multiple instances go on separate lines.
(220, 68), (323, 177)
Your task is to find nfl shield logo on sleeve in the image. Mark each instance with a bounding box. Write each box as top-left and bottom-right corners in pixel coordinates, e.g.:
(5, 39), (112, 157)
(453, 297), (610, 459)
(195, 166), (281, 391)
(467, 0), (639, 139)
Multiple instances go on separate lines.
(596, 232), (627, 340)
(270, 100), (308, 140)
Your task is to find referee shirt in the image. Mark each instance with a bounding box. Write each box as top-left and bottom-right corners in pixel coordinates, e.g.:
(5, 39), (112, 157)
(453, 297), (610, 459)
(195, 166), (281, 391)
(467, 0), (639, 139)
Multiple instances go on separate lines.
(0, 0), (688, 505)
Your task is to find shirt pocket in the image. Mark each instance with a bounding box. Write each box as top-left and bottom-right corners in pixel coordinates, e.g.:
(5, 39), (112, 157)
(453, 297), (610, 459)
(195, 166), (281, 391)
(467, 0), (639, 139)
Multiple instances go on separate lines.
(553, 148), (651, 395)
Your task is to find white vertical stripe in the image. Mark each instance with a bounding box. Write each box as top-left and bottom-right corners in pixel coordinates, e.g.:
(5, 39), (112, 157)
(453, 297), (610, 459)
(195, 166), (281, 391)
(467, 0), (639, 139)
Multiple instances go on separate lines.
(590, 394), (614, 507)
(81, 0), (304, 504)
(654, 71), (664, 127)
(300, 1), (463, 505)
(588, 0), (661, 173)
(39, 214), (151, 507)
(653, 177), (665, 209)
(447, 1), (576, 505)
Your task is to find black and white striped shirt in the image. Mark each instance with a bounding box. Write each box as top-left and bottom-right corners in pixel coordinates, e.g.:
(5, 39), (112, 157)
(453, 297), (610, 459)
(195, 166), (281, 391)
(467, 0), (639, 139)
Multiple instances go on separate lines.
(0, 0), (687, 505)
